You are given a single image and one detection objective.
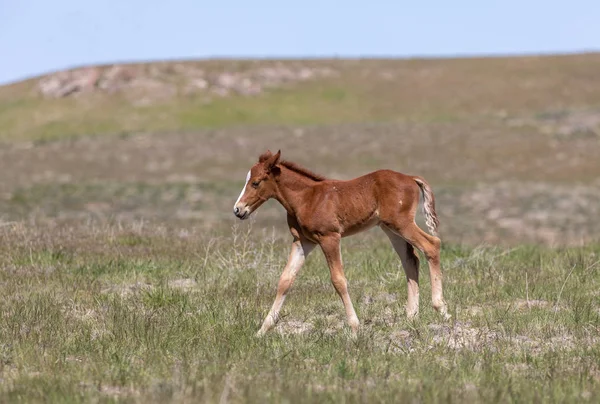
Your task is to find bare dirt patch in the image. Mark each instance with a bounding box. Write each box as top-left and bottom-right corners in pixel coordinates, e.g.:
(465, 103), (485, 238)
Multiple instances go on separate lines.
(100, 281), (154, 297)
(168, 278), (197, 291)
(429, 322), (499, 351)
(513, 299), (551, 310)
(275, 320), (314, 336)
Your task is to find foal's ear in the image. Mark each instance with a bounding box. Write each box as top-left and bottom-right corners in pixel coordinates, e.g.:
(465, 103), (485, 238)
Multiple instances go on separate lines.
(264, 149), (281, 173)
(258, 149), (273, 163)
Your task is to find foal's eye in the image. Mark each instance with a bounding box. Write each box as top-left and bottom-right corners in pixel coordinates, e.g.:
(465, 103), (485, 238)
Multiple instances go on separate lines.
(251, 181), (260, 188)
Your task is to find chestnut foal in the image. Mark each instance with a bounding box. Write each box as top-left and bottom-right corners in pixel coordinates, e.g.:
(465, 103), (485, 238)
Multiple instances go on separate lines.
(233, 150), (449, 336)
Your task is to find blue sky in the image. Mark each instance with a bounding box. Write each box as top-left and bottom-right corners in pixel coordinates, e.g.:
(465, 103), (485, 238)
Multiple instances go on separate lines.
(1, 0), (598, 84)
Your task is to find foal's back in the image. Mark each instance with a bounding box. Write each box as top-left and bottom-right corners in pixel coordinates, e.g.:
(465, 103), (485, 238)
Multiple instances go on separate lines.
(322, 169), (421, 208)
(302, 169), (421, 236)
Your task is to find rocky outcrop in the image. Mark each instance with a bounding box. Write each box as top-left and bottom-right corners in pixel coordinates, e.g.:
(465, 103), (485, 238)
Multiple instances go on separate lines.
(37, 63), (338, 102)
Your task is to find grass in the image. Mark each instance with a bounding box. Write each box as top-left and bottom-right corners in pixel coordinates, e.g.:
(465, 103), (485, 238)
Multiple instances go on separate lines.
(0, 223), (598, 402)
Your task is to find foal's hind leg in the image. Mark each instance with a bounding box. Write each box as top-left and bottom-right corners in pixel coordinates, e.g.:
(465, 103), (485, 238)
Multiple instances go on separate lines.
(319, 234), (360, 334)
(256, 237), (316, 336)
(386, 222), (450, 320)
(381, 226), (420, 319)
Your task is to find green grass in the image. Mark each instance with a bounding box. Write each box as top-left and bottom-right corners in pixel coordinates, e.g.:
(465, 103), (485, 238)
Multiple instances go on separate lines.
(0, 225), (598, 402)
(176, 85), (369, 129)
(0, 84), (370, 142)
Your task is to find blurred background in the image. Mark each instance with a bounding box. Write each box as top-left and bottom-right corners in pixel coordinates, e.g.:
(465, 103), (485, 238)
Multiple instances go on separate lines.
(1, 0), (599, 246)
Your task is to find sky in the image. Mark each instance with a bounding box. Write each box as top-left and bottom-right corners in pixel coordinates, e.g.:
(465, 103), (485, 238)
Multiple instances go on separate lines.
(0, 0), (599, 85)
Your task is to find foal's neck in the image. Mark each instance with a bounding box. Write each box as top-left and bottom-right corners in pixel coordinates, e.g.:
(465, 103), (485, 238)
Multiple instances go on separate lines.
(274, 166), (320, 216)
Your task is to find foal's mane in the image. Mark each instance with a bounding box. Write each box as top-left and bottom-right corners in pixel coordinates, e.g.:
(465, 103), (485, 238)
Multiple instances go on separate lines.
(259, 151), (327, 182)
(280, 160), (328, 182)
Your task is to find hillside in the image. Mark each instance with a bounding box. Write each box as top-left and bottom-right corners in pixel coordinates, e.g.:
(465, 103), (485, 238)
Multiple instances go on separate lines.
(1, 53), (600, 142)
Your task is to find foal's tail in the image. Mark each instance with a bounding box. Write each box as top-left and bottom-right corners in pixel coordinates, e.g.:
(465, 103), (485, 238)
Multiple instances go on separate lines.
(413, 176), (440, 237)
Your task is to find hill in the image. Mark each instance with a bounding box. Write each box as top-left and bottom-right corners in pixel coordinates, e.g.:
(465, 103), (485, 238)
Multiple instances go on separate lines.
(1, 53), (600, 142)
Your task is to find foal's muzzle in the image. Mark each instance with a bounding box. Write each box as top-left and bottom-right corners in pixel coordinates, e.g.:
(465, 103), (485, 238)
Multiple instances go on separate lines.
(233, 204), (251, 220)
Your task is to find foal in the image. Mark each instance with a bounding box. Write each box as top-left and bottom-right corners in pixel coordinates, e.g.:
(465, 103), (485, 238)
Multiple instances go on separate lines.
(233, 150), (449, 336)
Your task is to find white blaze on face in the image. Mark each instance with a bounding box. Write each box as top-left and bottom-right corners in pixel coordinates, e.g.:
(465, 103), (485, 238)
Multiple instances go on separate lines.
(234, 171), (251, 208)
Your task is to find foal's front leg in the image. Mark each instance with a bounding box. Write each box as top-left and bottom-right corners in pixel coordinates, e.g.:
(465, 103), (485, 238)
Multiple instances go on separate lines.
(320, 235), (360, 334)
(256, 238), (315, 336)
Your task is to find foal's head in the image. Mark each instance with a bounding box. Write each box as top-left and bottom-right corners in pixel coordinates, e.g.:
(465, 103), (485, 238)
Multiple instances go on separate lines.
(233, 150), (281, 220)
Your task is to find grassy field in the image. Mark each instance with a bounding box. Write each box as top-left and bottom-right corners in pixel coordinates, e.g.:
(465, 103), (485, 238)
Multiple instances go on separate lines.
(0, 224), (599, 402)
(0, 54), (599, 402)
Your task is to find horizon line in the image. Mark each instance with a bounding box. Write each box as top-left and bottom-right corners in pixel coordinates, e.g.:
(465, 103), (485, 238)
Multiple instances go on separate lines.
(2, 48), (599, 86)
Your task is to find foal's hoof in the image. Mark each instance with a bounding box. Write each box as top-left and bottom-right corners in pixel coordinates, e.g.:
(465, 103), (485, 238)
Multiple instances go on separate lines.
(348, 318), (360, 338)
(344, 327), (359, 340)
(406, 312), (419, 321)
(438, 308), (452, 321)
